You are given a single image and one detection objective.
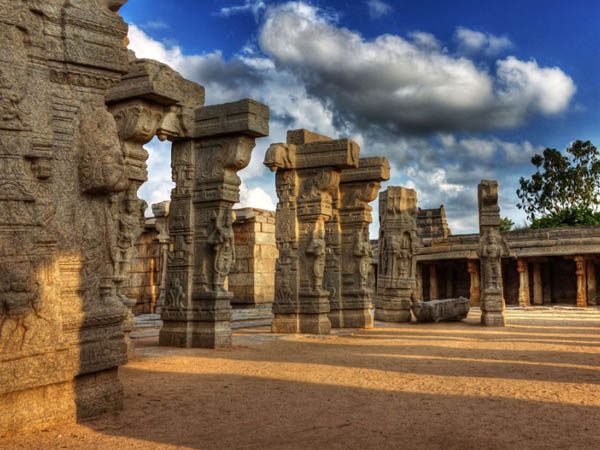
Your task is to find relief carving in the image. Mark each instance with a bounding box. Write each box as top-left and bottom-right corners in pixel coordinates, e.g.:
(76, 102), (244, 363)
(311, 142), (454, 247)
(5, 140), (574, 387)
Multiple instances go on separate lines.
(210, 208), (236, 293)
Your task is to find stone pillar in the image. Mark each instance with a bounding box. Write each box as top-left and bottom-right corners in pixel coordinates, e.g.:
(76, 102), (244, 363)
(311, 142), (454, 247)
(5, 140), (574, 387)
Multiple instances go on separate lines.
(575, 256), (587, 307)
(478, 180), (508, 326)
(264, 129), (360, 334)
(467, 260), (480, 306)
(516, 258), (531, 307)
(336, 158), (390, 328)
(375, 187), (419, 322)
(160, 100), (269, 348)
(586, 261), (597, 306)
(532, 262), (543, 305)
(152, 201), (170, 313)
(429, 264), (439, 300)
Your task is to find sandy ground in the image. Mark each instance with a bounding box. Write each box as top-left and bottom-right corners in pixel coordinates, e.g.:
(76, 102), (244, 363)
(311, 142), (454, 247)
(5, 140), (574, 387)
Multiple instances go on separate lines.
(2, 308), (600, 450)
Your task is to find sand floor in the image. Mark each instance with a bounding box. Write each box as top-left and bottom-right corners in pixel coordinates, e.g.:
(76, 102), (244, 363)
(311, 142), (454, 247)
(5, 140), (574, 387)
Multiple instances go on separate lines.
(2, 308), (600, 450)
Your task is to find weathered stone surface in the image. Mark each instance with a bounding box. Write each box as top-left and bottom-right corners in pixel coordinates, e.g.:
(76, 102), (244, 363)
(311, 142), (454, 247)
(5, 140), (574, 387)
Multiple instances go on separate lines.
(478, 180), (509, 326)
(160, 100), (269, 349)
(411, 297), (470, 323)
(375, 187), (420, 323)
(266, 130), (364, 334)
(0, 0), (131, 434)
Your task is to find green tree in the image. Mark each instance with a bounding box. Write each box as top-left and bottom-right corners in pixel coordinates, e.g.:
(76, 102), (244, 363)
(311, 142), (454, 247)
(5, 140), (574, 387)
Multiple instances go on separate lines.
(499, 217), (514, 232)
(516, 140), (600, 224)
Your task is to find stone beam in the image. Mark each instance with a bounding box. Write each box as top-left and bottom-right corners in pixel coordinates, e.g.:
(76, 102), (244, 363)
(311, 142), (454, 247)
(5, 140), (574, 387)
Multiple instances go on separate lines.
(264, 139), (360, 172)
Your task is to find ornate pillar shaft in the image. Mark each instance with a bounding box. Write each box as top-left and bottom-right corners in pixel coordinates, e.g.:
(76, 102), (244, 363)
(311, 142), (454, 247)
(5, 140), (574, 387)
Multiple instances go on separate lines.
(336, 158), (389, 328)
(375, 187), (419, 323)
(478, 180), (508, 326)
(575, 256), (587, 307)
(467, 260), (480, 306)
(265, 129), (360, 334)
(516, 258), (531, 307)
(160, 100), (269, 348)
(586, 261), (597, 306)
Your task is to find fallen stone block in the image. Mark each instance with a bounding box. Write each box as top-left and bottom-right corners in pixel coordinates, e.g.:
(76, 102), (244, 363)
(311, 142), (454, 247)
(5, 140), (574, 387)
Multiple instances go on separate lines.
(411, 297), (470, 323)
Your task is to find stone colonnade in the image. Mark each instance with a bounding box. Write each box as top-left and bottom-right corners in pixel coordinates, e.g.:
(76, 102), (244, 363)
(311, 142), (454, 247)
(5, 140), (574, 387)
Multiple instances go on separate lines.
(264, 129), (388, 334)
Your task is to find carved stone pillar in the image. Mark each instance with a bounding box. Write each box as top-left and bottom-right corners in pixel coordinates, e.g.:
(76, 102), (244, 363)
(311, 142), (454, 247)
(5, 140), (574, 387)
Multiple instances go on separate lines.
(445, 264), (454, 298)
(477, 180), (508, 326)
(429, 264), (439, 300)
(575, 256), (587, 307)
(336, 158), (390, 328)
(467, 260), (480, 306)
(586, 261), (597, 306)
(375, 187), (419, 322)
(543, 264), (552, 304)
(532, 262), (543, 305)
(264, 129), (360, 334)
(160, 99), (269, 348)
(516, 258), (531, 307)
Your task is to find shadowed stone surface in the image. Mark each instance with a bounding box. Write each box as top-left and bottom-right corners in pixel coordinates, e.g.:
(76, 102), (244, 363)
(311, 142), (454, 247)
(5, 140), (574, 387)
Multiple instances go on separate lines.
(411, 297), (470, 322)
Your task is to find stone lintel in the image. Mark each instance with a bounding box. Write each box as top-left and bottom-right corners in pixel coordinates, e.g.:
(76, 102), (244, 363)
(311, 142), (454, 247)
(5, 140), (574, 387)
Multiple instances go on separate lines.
(265, 139), (360, 171)
(106, 59), (205, 108)
(151, 201), (170, 218)
(287, 129), (333, 145)
(194, 99), (269, 138)
(340, 157), (390, 184)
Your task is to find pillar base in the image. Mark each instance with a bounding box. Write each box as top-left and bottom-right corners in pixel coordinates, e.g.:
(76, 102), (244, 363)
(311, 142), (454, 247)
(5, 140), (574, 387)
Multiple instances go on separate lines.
(340, 309), (374, 328)
(374, 308), (411, 323)
(481, 312), (505, 326)
(159, 320), (232, 348)
(271, 313), (331, 334)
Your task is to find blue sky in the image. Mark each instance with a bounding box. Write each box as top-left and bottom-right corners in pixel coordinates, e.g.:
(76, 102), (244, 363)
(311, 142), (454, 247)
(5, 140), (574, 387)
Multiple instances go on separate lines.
(120, 0), (600, 234)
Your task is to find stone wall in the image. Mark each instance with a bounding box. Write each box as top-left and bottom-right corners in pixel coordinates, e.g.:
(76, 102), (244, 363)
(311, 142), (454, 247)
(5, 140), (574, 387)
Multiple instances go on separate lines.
(230, 208), (278, 306)
(417, 206), (451, 239)
(122, 219), (160, 314)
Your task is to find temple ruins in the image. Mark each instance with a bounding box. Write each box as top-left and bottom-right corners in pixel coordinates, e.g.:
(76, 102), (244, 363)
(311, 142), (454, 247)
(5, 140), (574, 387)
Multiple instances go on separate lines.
(1, 0), (598, 438)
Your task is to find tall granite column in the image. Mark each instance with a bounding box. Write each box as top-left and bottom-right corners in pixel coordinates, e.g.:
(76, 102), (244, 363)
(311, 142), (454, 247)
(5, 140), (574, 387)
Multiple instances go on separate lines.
(336, 157), (390, 328)
(477, 180), (508, 326)
(429, 264), (439, 300)
(516, 258), (531, 307)
(574, 256), (587, 307)
(264, 129), (360, 334)
(532, 262), (543, 305)
(587, 261), (597, 306)
(467, 260), (480, 306)
(160, 99), (269, 348)
(375, 187), (419, 322)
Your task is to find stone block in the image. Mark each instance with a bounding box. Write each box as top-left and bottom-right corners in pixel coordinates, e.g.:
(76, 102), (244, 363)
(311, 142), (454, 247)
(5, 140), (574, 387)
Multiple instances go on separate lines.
(194, 99), (269, 138)
(411, 298), (470, 323)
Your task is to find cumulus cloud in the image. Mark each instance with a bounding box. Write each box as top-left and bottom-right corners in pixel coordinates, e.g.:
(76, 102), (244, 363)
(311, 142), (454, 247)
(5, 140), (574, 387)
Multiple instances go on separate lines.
(216, 0), (266, 21)
(366, 0), (393, 19)
(127, 2), (572, 233)
(455, 26), (513, 55)
(259, 3), (576, 134)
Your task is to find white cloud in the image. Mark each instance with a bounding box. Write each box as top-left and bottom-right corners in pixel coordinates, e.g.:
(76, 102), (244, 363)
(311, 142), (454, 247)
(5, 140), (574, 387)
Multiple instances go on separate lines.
(141, 20), (170, 31)
(238, 181), (276, 210)
(216, 0), (266, 21)
(366, 0), (393, 19)
(455, 26), (513, 56)
(258, 4), (576, 133)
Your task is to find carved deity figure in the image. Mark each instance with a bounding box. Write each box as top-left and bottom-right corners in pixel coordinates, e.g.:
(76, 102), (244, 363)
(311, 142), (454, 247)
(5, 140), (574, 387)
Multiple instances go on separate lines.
(482, 232), (502, 291)
(112, 195), (142, 282)
(209, 209), (236, 292)
(353, 230), (372, 289)
(306, 227), (327, 294)
(398, 232), (412, 279)
(166, 276), (185, 309)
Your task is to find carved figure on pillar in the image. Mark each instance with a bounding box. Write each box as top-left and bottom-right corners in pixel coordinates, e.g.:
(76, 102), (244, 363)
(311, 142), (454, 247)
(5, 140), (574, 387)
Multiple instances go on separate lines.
(375, 186), (419, 323)
(306, 223), (327, 295)
(211, 209), (236, 293)
(353, 230), (372, 290)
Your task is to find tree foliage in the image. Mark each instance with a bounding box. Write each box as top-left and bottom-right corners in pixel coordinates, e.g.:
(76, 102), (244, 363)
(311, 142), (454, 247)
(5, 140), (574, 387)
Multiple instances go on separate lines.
(499, 217), (514, 232)
(517, 140), (600, 225)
